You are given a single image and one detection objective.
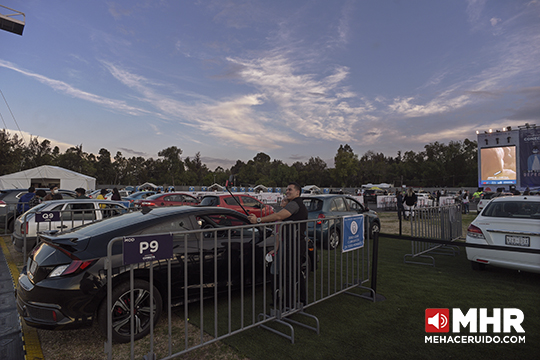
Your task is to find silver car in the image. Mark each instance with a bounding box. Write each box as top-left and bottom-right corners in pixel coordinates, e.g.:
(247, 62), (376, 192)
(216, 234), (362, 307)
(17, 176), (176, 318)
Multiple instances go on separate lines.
(12, 199), (128, 252)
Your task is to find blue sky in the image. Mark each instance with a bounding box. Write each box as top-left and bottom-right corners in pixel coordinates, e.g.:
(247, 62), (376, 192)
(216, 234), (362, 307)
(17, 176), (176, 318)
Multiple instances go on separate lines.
(1, 0), (539, 170)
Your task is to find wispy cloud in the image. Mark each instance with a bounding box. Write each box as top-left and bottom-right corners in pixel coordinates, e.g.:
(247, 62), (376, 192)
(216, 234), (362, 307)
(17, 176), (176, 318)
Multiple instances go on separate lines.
(0, 60), (149, 116)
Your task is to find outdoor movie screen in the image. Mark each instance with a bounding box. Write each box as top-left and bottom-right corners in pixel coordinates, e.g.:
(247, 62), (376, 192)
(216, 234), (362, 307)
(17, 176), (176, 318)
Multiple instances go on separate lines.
(480, 146), (517, 185)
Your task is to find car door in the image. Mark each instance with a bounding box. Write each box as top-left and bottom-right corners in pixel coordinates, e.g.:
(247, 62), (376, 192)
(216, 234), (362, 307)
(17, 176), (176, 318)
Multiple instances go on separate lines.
(239, 195), (264, 217)
(181, 194), (199, 206)
(223, 196), (246, 215)
(162, 194), (183, 206)
(61, 202), (97, 230)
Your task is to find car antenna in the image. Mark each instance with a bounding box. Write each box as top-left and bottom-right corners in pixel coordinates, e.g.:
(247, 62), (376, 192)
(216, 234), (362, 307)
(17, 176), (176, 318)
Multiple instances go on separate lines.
(225, 175), (249, 216)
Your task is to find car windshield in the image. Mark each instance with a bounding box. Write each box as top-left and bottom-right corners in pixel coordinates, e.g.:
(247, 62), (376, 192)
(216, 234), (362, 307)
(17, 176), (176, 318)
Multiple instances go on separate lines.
(482, 201), (540, 219)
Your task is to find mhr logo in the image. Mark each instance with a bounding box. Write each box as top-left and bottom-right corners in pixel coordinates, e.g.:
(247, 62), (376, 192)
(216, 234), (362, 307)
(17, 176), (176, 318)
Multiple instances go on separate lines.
(425, 308), (525, 333)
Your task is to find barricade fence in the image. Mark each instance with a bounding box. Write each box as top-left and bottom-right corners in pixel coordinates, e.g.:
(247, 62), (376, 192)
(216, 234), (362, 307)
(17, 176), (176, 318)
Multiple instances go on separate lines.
(104, 216), (375, 360)
(403, 204), (462, 266)
(14, 206), (137, 257)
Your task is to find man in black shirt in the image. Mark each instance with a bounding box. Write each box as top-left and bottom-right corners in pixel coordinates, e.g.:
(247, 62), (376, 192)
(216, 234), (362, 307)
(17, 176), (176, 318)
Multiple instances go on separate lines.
(248, 182), (308, 308)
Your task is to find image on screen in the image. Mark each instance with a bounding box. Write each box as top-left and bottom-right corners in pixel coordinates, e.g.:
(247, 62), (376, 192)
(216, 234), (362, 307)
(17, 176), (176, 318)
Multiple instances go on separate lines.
(480, 146), (517, 185)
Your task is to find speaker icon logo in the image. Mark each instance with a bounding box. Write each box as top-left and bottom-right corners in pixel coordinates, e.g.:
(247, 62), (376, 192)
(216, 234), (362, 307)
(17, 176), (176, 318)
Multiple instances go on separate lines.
(425, 309), (450, 333)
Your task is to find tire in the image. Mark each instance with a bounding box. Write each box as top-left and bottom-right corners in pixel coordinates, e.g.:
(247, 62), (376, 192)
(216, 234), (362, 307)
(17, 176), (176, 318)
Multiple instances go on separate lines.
(98, 279), (162, 343)
(470, 261), (486, 271)
(369, 222), (380, 238)
(325, 228), (340, 250)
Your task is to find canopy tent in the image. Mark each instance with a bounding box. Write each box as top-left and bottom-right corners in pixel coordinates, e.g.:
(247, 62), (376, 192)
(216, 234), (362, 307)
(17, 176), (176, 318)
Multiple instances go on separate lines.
(253, 185), (268, 193)
(0, 165), (96, 190)
(302, 185), (322, 194)
(208, 183), (225, 191)
(138, 182), (159, 190)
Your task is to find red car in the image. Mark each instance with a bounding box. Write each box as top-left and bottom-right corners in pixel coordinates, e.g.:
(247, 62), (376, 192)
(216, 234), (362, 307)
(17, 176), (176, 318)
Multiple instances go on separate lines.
(133, 192), (199, 208)
(199, 194), (274, 217)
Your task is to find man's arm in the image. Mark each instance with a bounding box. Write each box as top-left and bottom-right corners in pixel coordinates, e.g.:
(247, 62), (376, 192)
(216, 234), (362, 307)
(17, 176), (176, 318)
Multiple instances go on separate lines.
(248, 208), (292, 224)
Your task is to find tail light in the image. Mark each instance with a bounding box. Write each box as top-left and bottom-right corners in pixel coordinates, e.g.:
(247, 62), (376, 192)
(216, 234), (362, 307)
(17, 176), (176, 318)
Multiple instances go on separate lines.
(20, 222), (28, 234)
(49, 259), (97, 278)
(0, 200), (6, 208)
(317, 213), (325, 225)
(467, 224), (485, 239)
(140, 201), (155, 207)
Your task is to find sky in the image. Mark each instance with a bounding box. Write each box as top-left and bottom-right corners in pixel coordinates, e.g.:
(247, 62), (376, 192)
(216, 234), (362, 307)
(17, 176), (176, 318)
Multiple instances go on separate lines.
(1, 1), (539, 170)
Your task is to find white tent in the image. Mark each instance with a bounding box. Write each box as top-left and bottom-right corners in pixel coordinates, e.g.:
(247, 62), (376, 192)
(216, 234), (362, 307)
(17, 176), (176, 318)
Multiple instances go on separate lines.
(0, 165), (96, 190)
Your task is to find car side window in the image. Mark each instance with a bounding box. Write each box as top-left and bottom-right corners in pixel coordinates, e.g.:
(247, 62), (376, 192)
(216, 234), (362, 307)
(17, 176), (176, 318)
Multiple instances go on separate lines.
(241, 196), (259, 207)
(183, 195), (198, 204)
(346, 198), (364, 212)
(63, 203), (96, 221)
(330, 198), (347, 212)
(224, 197), (238, 206)
(137, 216), (193, 235)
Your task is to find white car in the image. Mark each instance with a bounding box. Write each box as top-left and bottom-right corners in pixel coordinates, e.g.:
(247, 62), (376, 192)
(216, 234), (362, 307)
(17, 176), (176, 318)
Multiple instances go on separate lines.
(476, 192), (513, 212)
(12, 199), (127, 252)
(466, 196), (540, 273)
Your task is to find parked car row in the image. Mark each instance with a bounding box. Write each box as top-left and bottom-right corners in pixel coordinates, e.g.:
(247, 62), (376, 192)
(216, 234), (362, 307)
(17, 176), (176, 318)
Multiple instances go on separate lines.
(11, 199), (128, 252)
(0, 188), (77, 233)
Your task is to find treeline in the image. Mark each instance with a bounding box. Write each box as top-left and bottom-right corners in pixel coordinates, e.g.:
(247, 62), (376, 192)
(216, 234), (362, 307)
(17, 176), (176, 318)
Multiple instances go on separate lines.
(0, 129), (477, 188)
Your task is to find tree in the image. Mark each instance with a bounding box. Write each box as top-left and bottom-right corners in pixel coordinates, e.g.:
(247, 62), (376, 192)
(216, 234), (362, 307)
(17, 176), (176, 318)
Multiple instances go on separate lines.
(333, 144), (359, 187)
(96, 148), (115, 184)
(184, 152), (209, 185)
(158, 146), (185, 186)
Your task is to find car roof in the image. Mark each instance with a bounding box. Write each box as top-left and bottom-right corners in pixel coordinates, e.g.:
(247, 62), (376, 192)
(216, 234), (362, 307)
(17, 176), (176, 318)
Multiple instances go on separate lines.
(40, 198), (127, 206)
(46, 206), (247, 239)
(202, 193), (258, 198)
(301, 194), (358, 199)
(485, 195), (538, 203)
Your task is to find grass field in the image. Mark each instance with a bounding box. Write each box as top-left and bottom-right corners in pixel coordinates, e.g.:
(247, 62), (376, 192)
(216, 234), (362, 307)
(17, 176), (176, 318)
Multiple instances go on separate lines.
(222, 233), (539, 360)
(5, 210), (539, 359)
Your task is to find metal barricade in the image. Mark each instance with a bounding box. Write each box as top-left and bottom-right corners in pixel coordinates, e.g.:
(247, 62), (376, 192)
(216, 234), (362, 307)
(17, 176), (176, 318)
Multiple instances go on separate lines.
(404, 204), (462, 266)
(15, 206), (130, 258)
(104, 216), (375, 359)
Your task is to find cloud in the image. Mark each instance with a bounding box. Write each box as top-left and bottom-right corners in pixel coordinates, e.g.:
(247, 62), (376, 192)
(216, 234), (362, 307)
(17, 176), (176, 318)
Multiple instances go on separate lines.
(0, 60), (149, 116)
(490, 17), (502, 26)
(118, 147), (148, 157)
(3, 129), (75, 153)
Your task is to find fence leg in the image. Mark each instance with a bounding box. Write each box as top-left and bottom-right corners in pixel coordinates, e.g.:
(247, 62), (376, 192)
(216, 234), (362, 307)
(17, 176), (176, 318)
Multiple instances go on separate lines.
(357, 231), (385, 302)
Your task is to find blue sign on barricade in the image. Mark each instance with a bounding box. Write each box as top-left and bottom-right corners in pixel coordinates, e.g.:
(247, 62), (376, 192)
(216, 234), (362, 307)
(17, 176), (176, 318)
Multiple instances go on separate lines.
(35, 211), (61, 222)
(342, 214), (364, 252)
(123, 234), (174, 265)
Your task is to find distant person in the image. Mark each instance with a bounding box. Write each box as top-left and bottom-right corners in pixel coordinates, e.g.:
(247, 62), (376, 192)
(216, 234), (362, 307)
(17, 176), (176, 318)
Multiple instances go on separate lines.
(462, 190), (470, 214)
(29, 189), (47, 208)
(75, 188), (89, 199)
(96, 189), (108, 200)
(44, 185), (63, 201)
(17, 186), (36, 215)
(402, 188), (417, 220)
(111, 188), (122, 200)
(523, 187), (530, 195)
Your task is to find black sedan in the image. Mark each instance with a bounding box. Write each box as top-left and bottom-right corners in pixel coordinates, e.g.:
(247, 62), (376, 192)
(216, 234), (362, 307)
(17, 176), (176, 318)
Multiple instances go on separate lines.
(16, 206), (275, 343)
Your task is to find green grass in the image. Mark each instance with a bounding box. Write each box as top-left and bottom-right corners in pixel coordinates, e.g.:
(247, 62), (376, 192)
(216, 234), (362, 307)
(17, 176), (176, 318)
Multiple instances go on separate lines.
(217, 235), (540, 360)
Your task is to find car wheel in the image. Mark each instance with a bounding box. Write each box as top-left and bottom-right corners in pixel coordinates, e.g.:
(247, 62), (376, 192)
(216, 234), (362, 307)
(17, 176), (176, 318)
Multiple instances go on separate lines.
(470, 261), (486, 271)
(369, 222), (380, 238)
(325, 228), (340, 250)
(7, 218), (14, 233)
(98, 279), (162, 343)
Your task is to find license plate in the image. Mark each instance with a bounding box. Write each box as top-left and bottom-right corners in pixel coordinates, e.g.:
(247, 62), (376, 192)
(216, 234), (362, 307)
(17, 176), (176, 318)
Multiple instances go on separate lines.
(505, 235), (530, 247)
